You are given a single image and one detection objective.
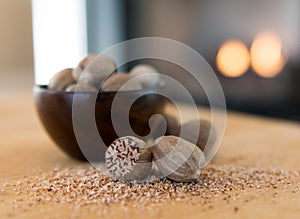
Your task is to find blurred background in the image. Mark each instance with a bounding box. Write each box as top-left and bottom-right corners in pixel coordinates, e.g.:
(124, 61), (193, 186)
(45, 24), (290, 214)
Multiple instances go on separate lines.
(0, 0), (33, 96)
(1, 0), (300, 120)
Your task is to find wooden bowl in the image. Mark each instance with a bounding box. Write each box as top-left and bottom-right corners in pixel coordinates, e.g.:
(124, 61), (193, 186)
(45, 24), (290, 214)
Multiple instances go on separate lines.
(33, 86), (168, 161)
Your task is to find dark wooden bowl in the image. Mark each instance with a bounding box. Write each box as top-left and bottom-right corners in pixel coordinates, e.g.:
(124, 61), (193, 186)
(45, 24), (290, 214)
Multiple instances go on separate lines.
(33, 86), (168, 161)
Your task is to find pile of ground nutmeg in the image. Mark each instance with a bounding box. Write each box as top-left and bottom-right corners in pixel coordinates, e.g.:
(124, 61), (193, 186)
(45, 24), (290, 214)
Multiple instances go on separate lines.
(2, 164), (299, 216)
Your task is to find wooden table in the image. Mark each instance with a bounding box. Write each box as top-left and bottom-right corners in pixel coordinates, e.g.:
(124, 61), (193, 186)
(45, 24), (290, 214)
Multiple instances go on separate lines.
(1, 91), (300, 218)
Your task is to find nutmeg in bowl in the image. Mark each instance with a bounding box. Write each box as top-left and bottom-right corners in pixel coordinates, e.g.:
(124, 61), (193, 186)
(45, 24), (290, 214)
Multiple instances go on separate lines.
(34, 86), (168, 161)
(34, 54), (174, 161)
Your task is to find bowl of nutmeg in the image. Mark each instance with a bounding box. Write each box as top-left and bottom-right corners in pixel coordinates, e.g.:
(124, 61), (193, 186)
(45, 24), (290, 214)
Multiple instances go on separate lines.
(34, 55), (174, 161)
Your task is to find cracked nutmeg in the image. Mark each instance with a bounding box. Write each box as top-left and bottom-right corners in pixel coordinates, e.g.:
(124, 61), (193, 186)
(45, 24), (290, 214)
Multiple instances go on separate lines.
(105, 136), (152, 181)
(152, 136), (205, 182)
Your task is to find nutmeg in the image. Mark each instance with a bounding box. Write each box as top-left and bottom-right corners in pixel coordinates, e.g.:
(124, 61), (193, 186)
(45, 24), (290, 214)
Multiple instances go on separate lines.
(48, 68), (75, 91)
(72, 54), (96, 81)
(152, 136), (205, 182)
(164, 113), (180, 136)
(72, 54), (117, 87)
(105, 136), (152, 181)
(129, 64), (162, 89)
(147, 113), (180, 140)
(180, 119), (217, 152)
(101, 73), (142, 92)
(65, 83), (97, 92)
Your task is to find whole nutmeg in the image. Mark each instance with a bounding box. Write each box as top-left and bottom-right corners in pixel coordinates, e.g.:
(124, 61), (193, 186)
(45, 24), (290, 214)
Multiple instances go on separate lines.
(49, 68), (75, 91)
(72, 54), (117, 87)
(180, 120), (217, 152)
(129, 64), (162, 89)
(65, 83), (97, 92)
(146, 113), (180, 141)
(105, 136), (152, 181)
(101, 73), (142, 92)
(152, 136), (205, 182)
(164, 113), (180, 136)
(72, 54), (96, 80)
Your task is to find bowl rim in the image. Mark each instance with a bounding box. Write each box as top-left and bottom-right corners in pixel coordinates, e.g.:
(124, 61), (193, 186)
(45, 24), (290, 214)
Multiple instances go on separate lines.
(33, 85), (158, 96)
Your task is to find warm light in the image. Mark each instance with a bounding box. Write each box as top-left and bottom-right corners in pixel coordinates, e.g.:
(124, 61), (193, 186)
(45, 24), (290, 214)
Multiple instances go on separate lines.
(216, 40), (250, 77)
(251, 30), (285, 78)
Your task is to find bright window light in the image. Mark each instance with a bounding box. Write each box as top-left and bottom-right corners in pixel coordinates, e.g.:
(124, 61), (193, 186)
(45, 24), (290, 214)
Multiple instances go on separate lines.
(32, 0), (87, 85)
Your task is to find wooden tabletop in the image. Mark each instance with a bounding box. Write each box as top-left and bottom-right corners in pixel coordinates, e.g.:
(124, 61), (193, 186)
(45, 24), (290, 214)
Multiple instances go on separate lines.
(1, 91), (300, 219)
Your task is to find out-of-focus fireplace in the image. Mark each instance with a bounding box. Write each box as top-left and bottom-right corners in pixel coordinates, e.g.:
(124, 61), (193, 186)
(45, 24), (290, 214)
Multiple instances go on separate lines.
(123, 0), (300, 120)
(86, 0), (300, 120)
